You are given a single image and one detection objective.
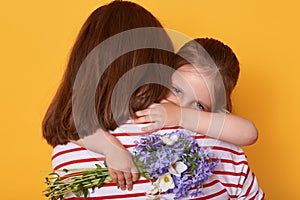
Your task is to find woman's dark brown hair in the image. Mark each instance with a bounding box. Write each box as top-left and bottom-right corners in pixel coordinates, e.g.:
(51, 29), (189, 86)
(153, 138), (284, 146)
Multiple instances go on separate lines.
(175, 38), (240, 112)
(42, 0), (175, 147)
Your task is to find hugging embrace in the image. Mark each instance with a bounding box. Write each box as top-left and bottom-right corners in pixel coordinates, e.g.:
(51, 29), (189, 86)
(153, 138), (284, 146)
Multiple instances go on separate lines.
(43, 1), (264, 199)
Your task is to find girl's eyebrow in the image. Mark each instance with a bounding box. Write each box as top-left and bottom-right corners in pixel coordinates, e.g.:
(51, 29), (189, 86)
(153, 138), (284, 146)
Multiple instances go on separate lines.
(171, 83), (183, 92)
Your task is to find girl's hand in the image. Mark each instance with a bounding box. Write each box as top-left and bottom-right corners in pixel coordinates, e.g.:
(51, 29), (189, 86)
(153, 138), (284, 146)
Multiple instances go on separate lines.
(74, 130), (139, 191)
(133, 102), (181, 131)
(104, 143), (139, 191)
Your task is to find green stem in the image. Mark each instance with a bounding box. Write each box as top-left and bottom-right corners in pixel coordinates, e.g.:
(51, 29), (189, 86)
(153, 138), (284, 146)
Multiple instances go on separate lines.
(54, 168), (108, 173)
(45, 178), (102, 198)
(64, 172), (108, 181)
(45, 173), (109, 197)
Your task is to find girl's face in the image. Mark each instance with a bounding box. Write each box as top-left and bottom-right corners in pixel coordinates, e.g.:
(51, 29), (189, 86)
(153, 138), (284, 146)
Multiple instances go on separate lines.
(167, 64), (212, 111)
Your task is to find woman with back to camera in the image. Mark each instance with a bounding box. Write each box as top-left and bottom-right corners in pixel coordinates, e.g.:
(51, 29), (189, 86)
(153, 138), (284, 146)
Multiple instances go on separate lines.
(43, 1), (175, 198)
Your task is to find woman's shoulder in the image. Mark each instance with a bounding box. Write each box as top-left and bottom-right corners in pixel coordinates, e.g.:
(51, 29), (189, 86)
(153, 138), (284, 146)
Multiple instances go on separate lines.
(52, 142), (80, 156)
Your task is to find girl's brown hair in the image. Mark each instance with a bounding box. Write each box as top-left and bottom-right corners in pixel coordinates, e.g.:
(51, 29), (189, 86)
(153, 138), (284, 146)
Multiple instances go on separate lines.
(42, 1), (175, 147)
(175, 38), (240, 112)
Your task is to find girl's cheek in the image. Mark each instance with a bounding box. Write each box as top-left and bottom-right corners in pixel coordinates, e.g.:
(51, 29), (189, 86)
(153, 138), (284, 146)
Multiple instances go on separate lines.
(166, 93), (180, 106)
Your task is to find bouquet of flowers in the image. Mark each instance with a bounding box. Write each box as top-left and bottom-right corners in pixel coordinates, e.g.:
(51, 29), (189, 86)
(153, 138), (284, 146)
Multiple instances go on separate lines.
(133, 129), (218, 199)
(43, 129), (218, 200)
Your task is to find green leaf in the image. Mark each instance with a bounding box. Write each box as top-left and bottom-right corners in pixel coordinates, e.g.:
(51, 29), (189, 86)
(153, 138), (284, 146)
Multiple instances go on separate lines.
(49, 172), (60, 178)
(104, 176), (112, 182)
(98, 175), (108, 187)
(83, 188), (88, 200)
(95, 163), (101, 168)
(74, 191), (81, 197)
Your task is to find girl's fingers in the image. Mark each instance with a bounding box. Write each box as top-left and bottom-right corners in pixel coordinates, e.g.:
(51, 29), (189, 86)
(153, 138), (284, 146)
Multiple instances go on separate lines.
(133, 115), (152, 124)
(148, 103), (159, 108)
(135, 104), (161, 118)
(160, 99), (168, 103)
(108, 168), (118, 183)
(124, 172), (133, 191)
(132, 171), (139, 182)
(116, 171), (126, 190)
(135, 109), (150, 117)
(108, 167), (139, 191)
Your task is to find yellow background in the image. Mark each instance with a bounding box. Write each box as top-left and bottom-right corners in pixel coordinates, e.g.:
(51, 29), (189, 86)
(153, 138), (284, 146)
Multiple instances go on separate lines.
(1, 0), (299, 199)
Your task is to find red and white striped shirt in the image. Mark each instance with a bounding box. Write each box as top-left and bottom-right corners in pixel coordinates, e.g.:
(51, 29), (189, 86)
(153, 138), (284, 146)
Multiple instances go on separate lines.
(52, 124), (264, 199)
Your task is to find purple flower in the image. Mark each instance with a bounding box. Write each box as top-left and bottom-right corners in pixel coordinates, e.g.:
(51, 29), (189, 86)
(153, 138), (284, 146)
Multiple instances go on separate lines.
(133, 129), (218, 199)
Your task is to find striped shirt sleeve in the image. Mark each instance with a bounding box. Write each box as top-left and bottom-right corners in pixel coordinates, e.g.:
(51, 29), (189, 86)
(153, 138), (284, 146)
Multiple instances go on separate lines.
(236, 165), (265, 199)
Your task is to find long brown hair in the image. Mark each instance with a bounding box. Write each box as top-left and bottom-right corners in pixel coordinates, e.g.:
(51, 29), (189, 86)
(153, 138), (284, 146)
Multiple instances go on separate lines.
(42, 1), (175, 147)
(175, 38), (240, 112)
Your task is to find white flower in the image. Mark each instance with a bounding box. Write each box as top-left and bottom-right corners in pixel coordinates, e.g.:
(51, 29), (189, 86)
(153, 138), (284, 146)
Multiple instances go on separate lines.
(168, 161), (188, 177)
(160, 134), (179, 146)
(146, 173), (175, 198)
(146, 186), (159, 198)
(157, 173), (175, 192)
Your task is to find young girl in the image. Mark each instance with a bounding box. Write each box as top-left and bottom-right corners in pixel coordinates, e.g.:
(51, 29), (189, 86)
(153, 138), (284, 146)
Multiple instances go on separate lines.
(135, 38), (264, 199)
(134, 38), (258, 146)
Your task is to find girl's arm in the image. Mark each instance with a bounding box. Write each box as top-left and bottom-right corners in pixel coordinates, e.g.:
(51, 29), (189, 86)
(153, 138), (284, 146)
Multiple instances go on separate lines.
(133, 102), (258, 146)
(72, 128), (139, 191)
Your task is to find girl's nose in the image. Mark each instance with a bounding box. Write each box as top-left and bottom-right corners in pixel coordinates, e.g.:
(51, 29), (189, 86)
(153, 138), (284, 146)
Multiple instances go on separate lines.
(179, 99), (189, 108)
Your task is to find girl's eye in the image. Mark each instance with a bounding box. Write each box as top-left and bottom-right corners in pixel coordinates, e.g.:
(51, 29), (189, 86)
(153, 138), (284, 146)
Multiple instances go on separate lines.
(194, 101), (205, 111)
(171, 86), (182, 95)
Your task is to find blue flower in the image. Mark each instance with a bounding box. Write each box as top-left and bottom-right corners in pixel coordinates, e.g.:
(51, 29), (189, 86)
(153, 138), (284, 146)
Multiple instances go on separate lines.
(133, 129), (218, 199)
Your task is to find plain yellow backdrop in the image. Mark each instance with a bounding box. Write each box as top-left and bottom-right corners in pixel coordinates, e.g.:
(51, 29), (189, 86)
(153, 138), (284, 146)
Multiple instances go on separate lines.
(1, 0), (299, 199)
